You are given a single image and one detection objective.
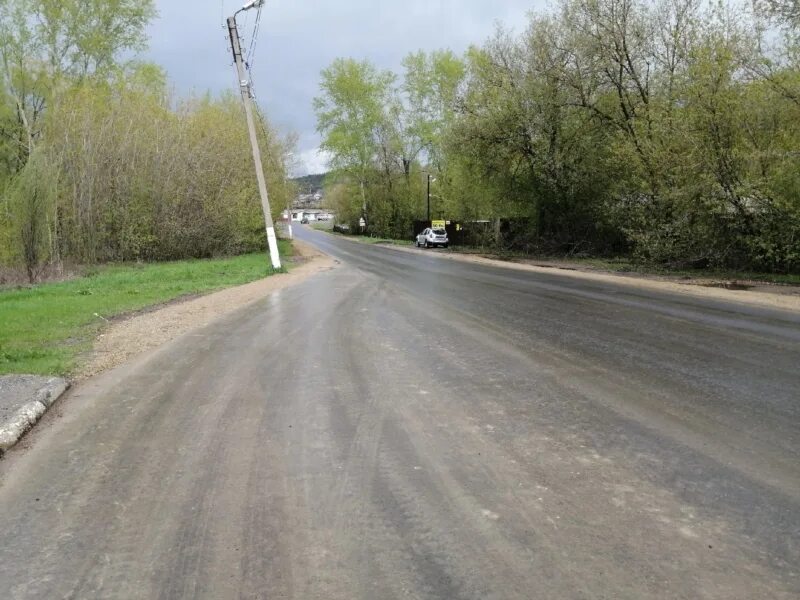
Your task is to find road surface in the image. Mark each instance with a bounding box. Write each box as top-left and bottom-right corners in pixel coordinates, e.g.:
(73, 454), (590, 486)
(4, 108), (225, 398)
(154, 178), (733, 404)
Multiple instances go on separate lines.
(0, 226), (798, 599)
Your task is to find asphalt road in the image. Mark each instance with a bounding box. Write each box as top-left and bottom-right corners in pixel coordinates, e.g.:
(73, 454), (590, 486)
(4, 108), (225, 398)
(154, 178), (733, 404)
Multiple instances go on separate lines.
(1, 226), (798, 599)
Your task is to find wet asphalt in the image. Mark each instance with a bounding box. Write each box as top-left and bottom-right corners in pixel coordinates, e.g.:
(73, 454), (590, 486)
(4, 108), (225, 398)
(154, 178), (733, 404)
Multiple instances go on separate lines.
(0, 226), (798, 599)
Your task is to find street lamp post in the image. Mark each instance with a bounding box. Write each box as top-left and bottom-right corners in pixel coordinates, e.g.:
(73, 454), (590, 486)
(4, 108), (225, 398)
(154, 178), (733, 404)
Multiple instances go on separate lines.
(427, 174), (431, 222)
(426, 173), (437, 223)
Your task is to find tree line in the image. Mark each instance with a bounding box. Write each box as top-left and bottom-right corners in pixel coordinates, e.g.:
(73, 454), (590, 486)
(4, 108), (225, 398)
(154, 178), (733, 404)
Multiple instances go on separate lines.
(315, 0), (800, 273)
(1, 0), (292, 282)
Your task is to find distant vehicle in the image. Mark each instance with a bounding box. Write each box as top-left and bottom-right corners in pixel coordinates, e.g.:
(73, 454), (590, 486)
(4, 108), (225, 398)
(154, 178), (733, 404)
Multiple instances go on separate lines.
(301, 217), (309, 224)
(416, 227), (449, 248)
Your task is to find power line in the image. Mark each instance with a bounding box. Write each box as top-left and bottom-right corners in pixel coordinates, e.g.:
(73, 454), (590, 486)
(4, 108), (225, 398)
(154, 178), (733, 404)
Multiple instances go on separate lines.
(247, 5), (264, 72)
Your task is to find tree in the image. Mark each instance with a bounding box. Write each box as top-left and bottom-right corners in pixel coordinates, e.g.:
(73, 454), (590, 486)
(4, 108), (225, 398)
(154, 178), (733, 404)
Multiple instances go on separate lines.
(313, 0), (799, 272)
(0, 2), (295, 274)
(0, 0), (156, 174)
(7, 150), (56, 282)
(757, 0), (800, 28)
(314, 58), (396, 228)
(403, 49), (466, 172)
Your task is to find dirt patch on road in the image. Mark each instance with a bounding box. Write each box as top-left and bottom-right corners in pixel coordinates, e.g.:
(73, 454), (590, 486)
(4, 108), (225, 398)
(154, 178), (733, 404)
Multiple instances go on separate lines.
(77, 241), (335, 380)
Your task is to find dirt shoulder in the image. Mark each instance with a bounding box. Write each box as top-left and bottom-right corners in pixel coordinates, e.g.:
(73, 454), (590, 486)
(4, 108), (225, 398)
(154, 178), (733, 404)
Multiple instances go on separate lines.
(77, 241), (335, 380)
(379, 242), (800, 312)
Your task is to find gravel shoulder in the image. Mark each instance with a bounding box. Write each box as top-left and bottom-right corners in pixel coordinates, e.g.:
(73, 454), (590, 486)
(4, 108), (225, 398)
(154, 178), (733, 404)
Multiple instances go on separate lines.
(77, 241), (335, 380)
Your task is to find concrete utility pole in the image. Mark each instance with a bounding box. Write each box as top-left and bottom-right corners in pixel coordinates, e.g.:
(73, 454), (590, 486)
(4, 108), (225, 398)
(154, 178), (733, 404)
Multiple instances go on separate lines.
(227, 2), (281, 269)
(285, 151), (294, 240)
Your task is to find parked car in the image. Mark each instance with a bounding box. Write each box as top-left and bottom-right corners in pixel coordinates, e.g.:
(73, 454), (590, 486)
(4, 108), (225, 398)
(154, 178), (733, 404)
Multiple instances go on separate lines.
(416, 228), (449, 248)
(301, 217), (309, 224)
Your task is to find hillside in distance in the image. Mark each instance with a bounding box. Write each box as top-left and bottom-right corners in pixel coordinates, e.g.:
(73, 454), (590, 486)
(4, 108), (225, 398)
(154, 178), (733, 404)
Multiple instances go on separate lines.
(293, 173), (326, 195)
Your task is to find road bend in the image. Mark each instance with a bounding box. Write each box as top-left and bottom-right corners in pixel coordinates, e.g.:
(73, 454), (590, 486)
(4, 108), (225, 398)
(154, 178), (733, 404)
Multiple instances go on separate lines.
(0, 226), (798, 599)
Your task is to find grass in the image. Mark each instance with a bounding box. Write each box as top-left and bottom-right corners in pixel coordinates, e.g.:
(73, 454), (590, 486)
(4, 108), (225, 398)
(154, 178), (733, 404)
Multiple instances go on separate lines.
(324, 230), (412, 246)
(311, 222), (335, 232)
(351, 236), (412, 246)
(0, 241), (292, 376)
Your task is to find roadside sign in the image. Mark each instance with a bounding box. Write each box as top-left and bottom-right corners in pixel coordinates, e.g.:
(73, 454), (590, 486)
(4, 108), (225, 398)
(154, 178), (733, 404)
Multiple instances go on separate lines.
(359, 217), (366, 227)
(432, 220), (446, 229)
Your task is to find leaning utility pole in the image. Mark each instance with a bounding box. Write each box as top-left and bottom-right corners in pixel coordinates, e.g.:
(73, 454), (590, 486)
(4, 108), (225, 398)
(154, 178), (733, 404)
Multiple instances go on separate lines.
(227, 4), (281, 269)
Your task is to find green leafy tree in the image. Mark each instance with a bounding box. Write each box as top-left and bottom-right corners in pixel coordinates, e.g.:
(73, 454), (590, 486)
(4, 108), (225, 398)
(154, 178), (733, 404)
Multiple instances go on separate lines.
(314, 58), (396, 228)
(0, 0), (156, 174)
(311, 0), (800, 271)
(403, 49), (466, 172)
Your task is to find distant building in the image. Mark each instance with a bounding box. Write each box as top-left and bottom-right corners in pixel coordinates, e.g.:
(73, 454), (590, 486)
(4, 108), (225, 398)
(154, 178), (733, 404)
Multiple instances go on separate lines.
(284, 209), (336, 222)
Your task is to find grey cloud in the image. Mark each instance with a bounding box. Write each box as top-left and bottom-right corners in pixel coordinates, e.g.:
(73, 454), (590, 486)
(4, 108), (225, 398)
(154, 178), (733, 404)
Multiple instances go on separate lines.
(147, 0), (542, 173)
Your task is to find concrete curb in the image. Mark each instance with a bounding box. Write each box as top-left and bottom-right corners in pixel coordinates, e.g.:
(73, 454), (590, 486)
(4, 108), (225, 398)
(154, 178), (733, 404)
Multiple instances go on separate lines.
(0, 378), (69, 454)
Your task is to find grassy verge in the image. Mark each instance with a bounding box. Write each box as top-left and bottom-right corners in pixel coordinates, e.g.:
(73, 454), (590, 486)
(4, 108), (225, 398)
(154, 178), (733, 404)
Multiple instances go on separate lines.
(324, 230), (412, 246)
(0, 241), (292, 376)
(350, 236), (412, 246)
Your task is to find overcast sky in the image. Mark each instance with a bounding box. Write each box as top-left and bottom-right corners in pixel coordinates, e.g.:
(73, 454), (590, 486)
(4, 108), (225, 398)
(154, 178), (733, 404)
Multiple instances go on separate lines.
(146, 1), (543, 175)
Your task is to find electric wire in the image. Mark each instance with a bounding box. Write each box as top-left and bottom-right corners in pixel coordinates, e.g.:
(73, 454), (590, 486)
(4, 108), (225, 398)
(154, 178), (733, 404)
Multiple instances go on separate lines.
(247, 5), (264, 72)
(244, 4), (264, 102)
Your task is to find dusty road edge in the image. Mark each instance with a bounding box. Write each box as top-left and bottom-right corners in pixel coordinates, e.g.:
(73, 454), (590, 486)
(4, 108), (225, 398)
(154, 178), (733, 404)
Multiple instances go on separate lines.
(78, 239), (336, 380)
(322, 232), (800, 312)
(0, 378), (70, 455)
(1, 241), (334, 455)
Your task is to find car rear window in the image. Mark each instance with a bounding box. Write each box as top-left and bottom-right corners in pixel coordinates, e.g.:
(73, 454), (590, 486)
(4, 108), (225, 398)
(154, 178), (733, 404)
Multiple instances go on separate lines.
(433, 229), (446, 235)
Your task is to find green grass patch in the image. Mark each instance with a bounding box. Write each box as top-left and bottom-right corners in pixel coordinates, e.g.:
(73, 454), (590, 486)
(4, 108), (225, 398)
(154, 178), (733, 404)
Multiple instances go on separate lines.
(311, 222), (335, 231)
(327, 231), (412, 246)
(355, 236), (412, 246)
(0, 241), (292, 376)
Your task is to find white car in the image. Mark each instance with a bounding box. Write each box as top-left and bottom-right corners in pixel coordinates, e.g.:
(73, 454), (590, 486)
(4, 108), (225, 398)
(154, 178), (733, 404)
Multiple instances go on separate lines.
(416, 227), (449, 248)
